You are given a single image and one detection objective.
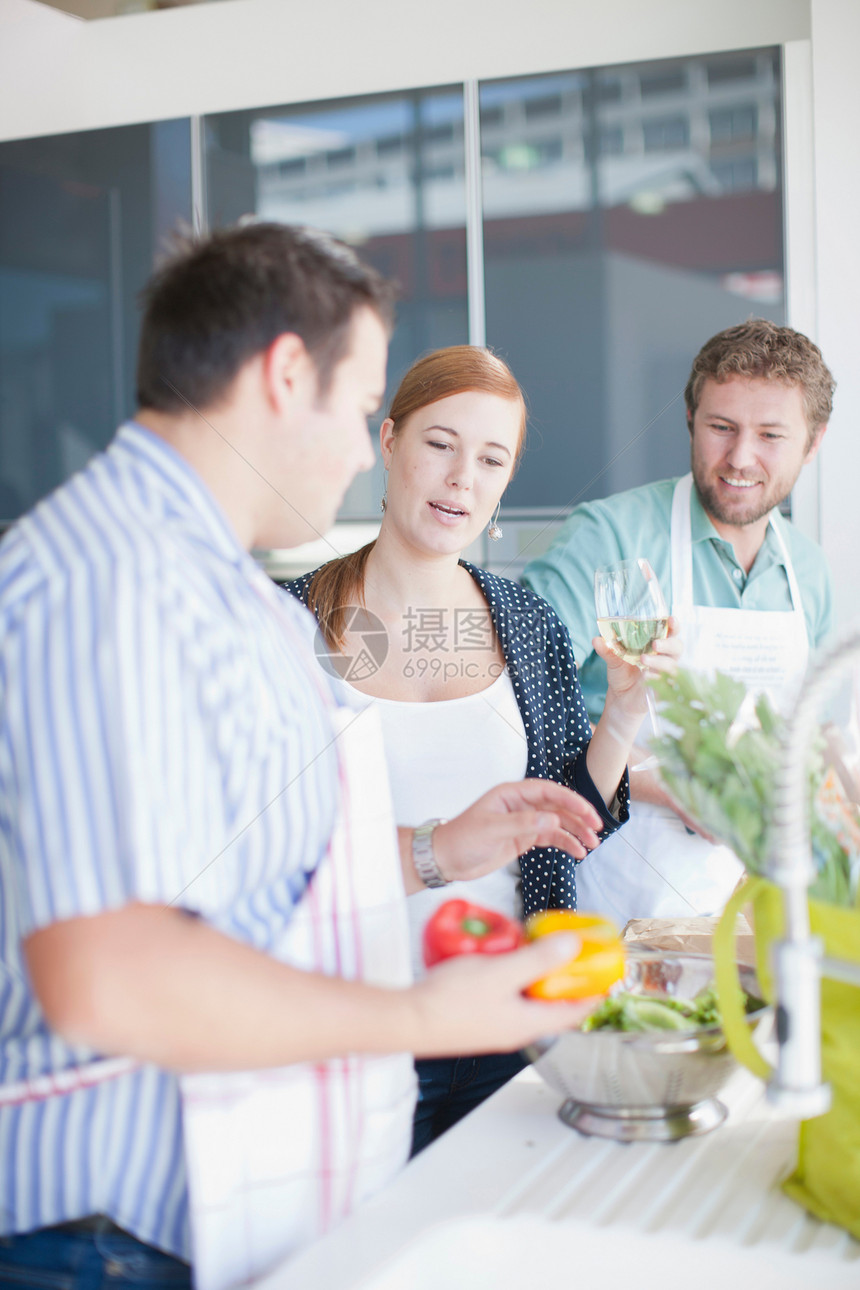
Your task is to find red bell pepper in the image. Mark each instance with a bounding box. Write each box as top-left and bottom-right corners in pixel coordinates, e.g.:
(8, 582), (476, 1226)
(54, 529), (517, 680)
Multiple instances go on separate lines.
(423, 899), (525, 968)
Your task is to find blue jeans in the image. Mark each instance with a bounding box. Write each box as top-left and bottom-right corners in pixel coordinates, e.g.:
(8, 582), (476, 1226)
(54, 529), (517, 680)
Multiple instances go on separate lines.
(411, 1050), (528, 1156)
(0, 1220), (191, 1288)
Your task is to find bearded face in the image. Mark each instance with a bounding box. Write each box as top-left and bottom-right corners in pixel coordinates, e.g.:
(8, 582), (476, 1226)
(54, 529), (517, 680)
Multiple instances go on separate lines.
(690, 376), (823, 531)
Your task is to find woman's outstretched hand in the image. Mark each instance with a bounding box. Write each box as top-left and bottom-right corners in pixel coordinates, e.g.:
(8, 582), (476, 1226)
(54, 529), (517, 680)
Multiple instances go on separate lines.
(400, 779), (604, 892)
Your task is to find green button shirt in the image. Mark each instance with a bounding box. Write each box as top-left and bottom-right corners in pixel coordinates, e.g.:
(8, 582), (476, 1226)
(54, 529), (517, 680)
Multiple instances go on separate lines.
(522, 476), (834, 723)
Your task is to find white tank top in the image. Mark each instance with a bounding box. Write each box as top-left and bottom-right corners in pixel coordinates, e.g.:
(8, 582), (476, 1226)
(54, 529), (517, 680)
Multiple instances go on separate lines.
(327, 669), (528, 978)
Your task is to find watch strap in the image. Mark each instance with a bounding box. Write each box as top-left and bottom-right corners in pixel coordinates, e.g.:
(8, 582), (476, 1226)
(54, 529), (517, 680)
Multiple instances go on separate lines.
(412, 818), (450, 888)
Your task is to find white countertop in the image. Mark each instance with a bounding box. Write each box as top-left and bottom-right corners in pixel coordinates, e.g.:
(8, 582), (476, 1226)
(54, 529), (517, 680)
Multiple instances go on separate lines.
(258, 1063), (860, 1290)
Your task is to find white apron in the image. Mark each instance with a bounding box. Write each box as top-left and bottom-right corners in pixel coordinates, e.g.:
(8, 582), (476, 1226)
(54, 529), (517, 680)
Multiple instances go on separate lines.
(180, 702), (416, 1290)
(574, 472), (809, 926)
(0, 704), (415, 1290)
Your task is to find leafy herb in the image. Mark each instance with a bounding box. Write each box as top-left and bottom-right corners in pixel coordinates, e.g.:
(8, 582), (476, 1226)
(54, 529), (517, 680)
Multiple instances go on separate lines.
(648, 668), (857, 908)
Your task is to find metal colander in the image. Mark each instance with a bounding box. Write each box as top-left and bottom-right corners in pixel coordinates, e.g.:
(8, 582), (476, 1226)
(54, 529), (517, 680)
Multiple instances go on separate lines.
(525, 950), (768, 1141)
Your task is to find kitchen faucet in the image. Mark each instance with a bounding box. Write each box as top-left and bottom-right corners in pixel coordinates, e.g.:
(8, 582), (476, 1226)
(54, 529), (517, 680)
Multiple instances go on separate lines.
(768, 625), (860, 1115)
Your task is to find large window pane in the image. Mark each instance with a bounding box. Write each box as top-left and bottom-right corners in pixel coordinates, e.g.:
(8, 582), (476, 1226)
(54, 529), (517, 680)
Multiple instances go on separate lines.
(205, 90), (469, 520)
(0, 122), (193, 524)
(481, 48), (783, 518)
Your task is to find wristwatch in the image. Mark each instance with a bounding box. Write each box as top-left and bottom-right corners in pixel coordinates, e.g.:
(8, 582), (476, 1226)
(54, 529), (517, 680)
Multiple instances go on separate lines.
(412, 818), (450, 888)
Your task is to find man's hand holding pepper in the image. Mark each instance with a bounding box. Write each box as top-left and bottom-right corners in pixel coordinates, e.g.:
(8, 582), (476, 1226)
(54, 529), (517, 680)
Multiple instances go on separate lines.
(406, 931), (599, 1059)
(417, 900), (624, 1052)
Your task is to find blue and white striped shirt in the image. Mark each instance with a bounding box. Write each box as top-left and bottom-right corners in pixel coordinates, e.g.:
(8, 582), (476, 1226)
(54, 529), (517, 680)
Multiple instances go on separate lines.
(0, 422), (341, 1258)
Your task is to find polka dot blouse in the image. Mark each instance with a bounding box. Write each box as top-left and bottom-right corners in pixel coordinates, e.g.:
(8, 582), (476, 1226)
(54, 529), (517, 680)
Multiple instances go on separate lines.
(283, 559), (629, 915)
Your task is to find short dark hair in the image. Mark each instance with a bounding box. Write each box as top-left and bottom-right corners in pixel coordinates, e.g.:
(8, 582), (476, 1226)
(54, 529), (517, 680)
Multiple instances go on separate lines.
(136, 222), (396, 413)
(684, 318), (835, 443)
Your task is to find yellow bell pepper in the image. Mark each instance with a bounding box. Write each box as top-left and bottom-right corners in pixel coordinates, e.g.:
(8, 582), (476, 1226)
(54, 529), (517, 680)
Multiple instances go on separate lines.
(524, 910), (625, 1000)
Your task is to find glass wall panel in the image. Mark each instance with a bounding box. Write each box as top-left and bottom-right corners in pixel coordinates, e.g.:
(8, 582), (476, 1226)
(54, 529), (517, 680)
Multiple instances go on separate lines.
(0, 121), (193, 526)
(204, 89), (469, 519)
(0, 49), (783, 552)
(480, 48), (784, 520)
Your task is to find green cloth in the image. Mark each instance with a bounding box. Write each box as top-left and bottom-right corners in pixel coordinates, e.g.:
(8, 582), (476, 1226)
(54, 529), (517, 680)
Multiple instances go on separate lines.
(715, 877), (860, 1241)
(522, 476), (834, 722)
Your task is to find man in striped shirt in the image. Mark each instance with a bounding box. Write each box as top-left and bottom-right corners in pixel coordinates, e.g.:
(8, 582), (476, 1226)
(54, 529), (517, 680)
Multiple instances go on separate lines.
(0, 222), (602, 1286)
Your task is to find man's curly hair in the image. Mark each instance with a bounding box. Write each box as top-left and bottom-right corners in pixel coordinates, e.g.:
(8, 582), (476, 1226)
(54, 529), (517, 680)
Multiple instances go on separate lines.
(684, 318), (835, 444)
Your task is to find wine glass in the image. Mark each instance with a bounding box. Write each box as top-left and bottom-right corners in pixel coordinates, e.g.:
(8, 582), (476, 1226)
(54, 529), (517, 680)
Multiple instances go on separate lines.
(594, 557), (668, 768)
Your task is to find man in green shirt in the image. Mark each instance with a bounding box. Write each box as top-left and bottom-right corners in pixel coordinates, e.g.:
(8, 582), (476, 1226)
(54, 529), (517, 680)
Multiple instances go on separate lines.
(523, 318), (835, 925)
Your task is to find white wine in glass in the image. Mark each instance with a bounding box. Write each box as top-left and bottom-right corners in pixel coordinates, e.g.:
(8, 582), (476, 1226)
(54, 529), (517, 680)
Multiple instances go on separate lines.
(597, 615), (669, 666)
(594, 557), (668, 762)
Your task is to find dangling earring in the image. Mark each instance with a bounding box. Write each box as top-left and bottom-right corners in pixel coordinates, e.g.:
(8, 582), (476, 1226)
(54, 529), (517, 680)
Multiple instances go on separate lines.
(488, 501), (503, 541)
(380, 471), (388, 514)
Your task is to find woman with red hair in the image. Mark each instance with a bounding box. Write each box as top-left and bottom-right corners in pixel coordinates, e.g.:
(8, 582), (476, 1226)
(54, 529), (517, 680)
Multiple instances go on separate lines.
(285, 345), (675, 1151)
